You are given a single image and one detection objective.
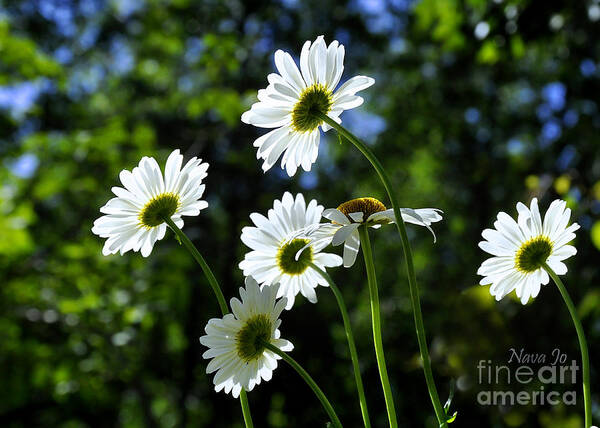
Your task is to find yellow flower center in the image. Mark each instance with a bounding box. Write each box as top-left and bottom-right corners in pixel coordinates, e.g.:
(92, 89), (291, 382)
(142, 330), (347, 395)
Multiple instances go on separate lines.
(277, 238), (313, 275)
(515, 236), (553, 273)
(138, 192), (180, 228)
(337, 197), (387, 223)
(291, 84), (333, 132)
(236, 314), (273, 362)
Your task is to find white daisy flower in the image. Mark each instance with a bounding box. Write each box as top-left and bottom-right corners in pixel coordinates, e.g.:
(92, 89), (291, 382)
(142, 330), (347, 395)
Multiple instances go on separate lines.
(239, 192), (343, 310)
(92, 149), (209, 257)
(478, 198), (580, 304)
(241, 35), (375, 176)
(199, 277), (293, 398)
(300, 197), (443, 268)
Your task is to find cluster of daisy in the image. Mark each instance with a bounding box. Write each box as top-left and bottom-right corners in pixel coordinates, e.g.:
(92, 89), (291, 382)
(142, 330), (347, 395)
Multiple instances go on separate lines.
(92, 35), (589, 427)
(92, 147), (443, 399)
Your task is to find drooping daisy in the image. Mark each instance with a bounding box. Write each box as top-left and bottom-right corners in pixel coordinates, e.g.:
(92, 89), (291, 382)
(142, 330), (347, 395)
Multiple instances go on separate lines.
(477, 198), (580, 304)
(92, 149), (209, 257)
(199, 277), (293, 398)
(239, 192), (343, 310)
(241, 35), (375, 176)
(299, 197), (443, 268)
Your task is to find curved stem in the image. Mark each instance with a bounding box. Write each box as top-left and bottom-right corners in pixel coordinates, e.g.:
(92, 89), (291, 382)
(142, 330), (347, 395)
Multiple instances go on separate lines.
(358, 226), (398, 427)
(163, 217), (254, 428)
(309, 262), (371, 428)
(319, 113), (447, 426)
(542, 262), (592, 428)
(260, 340), (342, 428)
(163, 217), (228, 314)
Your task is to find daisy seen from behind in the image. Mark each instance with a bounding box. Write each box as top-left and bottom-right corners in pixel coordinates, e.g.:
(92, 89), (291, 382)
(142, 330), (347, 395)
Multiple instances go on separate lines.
(92, 149), (209, 257)
(239, 192), (343, 309)
(477, 198), (580, 304)
(199, 277), (292, 398)
(300, 197), (443, 268)
(241, 35), (375, 176)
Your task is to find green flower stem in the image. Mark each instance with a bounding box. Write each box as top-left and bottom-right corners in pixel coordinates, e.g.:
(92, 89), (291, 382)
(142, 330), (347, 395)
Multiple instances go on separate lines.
(163, 217), (254, 428)
(163, 217), (228, 313)
(318, 112), (447, 427)
(542, 262), (592, 428)
(260, 340), (343, 428)
(238, 391), (253, 428)
(308, 262), (372, 428)
(358, 226), (398, 428)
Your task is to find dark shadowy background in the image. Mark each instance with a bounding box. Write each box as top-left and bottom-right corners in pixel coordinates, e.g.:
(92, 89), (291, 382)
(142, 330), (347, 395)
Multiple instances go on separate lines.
(1, 0), (599, 427)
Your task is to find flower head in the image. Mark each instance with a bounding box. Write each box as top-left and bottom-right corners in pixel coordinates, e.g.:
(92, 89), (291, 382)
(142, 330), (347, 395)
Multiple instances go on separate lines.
(301, 197), (443, 268)
(239, 192), (343, 309)
(241, 35), (375, 176)
(478, 198), (580, 304)
(92, 149), (209, 257)
(199, 277), (293, 398)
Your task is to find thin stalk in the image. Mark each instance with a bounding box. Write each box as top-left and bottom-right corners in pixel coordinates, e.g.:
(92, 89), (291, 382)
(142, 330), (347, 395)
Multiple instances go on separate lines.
(319, 112), (448, 427)
(359, 226), (398, 427)
(308, 262), (371, 428)
(260, 340), (342, 428)
(238, 391), (253, 428)
(163, 217), (254, 428)
(542, 262), (592, 428)
(164, 217), (228, 314)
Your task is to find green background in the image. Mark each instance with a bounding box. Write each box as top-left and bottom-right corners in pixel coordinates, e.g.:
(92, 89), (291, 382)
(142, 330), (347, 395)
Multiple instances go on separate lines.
(1, 0), (599, 427)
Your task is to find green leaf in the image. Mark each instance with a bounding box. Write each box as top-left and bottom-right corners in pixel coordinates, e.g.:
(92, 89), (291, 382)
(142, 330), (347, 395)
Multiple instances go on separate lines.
(591, 221), (600, 251)
(444, 380), (455, 411)
(478, 40), (501, 64)
(442, 381), (458, 425)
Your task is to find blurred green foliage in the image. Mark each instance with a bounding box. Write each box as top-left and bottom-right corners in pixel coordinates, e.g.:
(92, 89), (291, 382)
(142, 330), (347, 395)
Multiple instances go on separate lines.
(1, 0), (599, 427)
